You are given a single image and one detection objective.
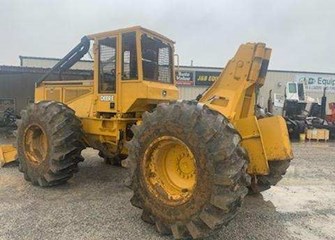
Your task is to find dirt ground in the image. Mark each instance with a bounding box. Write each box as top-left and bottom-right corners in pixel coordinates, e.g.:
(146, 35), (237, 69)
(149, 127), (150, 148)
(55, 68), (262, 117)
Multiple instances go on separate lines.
(0, 137), (334, 240)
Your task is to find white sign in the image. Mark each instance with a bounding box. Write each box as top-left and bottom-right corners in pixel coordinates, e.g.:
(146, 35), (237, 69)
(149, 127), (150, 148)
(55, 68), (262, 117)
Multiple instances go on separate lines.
(295, 74), (335, 93)
(274, 93), (285, 107)
(176, 71), (194, 86)
(100, 95), (114, 102)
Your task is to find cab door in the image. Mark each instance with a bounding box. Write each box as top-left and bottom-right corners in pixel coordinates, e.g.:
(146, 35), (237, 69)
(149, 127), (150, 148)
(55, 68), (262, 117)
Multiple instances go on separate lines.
(95, 35), (120, 113)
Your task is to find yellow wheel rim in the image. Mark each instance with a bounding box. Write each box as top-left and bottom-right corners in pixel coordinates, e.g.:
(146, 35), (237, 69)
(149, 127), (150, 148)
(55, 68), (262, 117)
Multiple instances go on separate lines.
(143, 136), (196, 206)
(24, 124), (48, 164)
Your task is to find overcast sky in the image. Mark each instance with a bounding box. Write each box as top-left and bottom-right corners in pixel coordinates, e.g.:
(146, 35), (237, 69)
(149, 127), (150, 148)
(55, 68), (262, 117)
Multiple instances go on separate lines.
(1, 0), (335, 72)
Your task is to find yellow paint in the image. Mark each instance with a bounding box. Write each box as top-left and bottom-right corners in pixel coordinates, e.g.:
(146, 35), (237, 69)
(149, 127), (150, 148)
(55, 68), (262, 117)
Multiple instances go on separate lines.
(142, 136), (196, 205)
(199, 43), (271, 121)
(34, 26), (179, 157)
(234, 116), (293, 175)
(234, 116), (269, 175)
(258, 116), (293, 161)
(23, 124), (48, 164)
(199, 42), (293, 175)
(0, 145), (17, 167)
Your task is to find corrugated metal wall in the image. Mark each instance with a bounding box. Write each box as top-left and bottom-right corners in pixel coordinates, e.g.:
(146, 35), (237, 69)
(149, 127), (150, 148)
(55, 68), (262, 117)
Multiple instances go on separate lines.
(178, 85), (207, 100)
(259, 71), (335, 103)
(20, 56), (93, 71)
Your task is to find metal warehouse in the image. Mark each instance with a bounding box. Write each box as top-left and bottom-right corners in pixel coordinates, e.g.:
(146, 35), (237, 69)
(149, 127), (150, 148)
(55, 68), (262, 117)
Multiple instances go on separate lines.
(177, 66), (335, 115)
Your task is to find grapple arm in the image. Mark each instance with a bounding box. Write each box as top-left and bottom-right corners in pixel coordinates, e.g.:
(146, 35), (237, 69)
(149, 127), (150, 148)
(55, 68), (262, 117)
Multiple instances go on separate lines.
(199, 43), (293, 175)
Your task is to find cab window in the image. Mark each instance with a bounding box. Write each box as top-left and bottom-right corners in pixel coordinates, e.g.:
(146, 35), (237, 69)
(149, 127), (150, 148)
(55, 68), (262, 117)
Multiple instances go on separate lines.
(288, 83), (297, 93)
(141, 34), (173, 83)
(99, 37), (116, 93)
(122, 32), (138, 80)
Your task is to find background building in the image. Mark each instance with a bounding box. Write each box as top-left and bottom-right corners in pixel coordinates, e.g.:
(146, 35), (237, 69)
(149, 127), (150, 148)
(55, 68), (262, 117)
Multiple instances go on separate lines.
(1, 56), (335, 115)
(0, 64), (91, 115)
(176, 66), (335, 115)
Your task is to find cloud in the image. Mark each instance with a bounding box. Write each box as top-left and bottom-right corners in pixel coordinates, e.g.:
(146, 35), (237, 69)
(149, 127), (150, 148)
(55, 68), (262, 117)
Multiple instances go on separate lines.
(1, 0), (334, 72)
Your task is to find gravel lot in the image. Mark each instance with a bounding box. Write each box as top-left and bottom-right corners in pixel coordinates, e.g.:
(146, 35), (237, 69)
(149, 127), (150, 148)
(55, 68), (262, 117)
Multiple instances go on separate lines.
(0, 137), (334, 240)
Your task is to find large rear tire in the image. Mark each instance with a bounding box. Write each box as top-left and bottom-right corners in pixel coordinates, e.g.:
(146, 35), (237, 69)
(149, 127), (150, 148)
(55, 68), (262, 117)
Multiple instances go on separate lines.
(126, 101), (250, 239)
(17, 101), (85, 187)
(249, 160), (291, 193)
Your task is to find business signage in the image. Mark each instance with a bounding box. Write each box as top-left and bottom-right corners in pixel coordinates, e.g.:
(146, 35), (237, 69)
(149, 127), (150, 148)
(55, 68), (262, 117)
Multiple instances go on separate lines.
(295, 74), (335, 93)
(176, 71), (194, 86)
(195, 71), (220, 86)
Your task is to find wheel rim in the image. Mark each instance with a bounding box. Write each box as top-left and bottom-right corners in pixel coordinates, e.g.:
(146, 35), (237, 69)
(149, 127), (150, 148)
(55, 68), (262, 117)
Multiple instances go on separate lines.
(24, 124), (48, 164)
(143, 136), (196, 206)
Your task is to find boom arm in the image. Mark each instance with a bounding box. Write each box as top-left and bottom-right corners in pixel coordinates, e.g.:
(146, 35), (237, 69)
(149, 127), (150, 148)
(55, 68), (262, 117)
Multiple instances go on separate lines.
(199, 42), (271, 121)
(36, 36), (90, 87)
(199, 43), (293, 176)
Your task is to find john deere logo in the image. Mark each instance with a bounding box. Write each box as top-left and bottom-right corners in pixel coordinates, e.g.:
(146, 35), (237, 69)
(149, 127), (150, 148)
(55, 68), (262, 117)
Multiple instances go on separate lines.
(100, 95), (114, 102)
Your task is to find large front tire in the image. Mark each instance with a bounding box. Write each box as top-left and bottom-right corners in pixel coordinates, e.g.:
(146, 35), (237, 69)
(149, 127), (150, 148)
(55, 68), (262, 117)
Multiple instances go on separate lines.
(17, 101), (85, 187)
(126, 101), (250, 239)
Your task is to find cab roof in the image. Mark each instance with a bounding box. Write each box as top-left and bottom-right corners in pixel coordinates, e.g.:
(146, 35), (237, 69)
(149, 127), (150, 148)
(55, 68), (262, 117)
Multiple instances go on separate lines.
(87, 26), (175, 44)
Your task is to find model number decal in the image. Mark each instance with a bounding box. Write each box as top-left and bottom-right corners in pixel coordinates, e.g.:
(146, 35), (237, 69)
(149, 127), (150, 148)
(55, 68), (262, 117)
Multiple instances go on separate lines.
(100, 95), (114, 102)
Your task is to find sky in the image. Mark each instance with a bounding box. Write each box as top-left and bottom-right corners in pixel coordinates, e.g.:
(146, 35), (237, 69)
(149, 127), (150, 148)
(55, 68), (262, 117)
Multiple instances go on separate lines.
(1, 0), (335, 72)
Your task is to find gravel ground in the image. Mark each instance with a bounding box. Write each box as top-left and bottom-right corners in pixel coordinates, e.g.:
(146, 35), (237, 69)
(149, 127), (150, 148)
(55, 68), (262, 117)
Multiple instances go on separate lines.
(0, 139), (335, 240)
